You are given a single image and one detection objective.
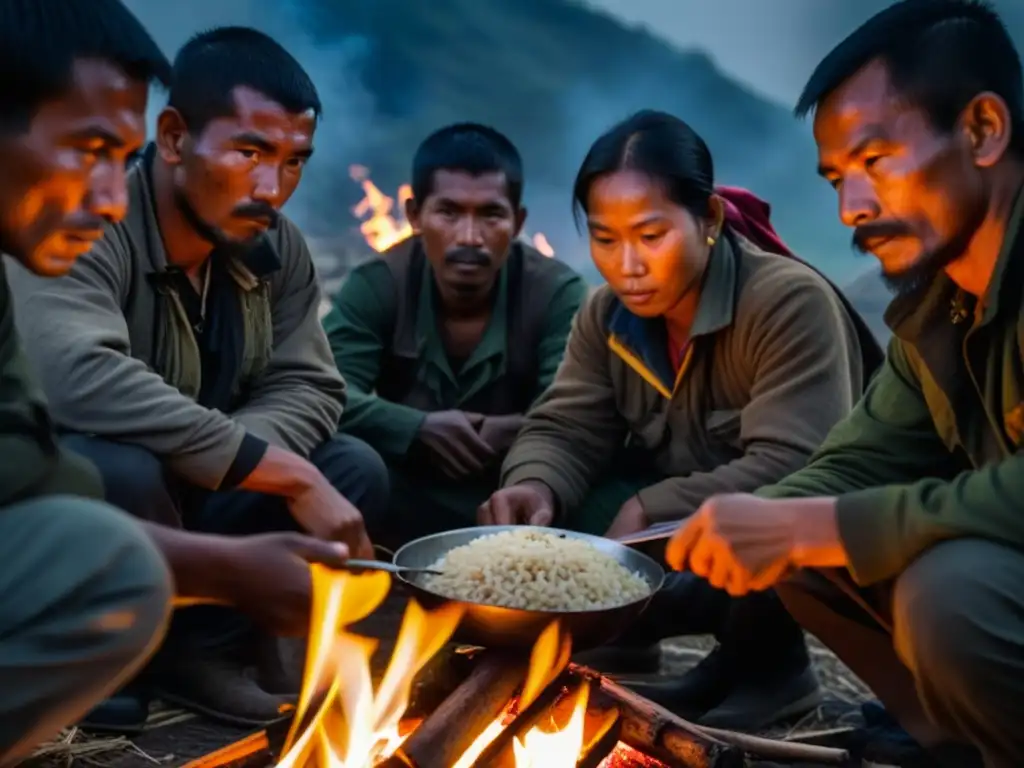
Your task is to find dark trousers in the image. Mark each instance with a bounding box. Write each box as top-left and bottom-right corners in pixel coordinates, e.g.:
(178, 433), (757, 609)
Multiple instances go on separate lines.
(61, 433), (390, 654)
(776, 539), (1024, 768)
(0, 496), (171, 765)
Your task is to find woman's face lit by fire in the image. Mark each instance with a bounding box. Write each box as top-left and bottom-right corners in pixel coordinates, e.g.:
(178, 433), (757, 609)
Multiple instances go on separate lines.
(586, 169), (717, 318)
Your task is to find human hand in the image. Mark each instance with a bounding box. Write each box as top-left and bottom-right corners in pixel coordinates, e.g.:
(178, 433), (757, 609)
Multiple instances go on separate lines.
(604, 495), (650, 539)
(477, 414), (527, 455)
(666, 493), (839, 596)
(418, 410), (496, 479)
(287, 473), (374, 559)
(216, 532), (350, 635)
(477, 482), (555, 527)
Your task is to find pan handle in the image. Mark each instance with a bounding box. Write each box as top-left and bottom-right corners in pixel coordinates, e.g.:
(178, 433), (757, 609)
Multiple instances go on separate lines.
(613, 520), (681, 547)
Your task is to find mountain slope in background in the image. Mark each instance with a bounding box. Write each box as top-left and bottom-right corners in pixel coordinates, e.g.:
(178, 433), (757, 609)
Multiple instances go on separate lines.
(298, 0), (862, 282)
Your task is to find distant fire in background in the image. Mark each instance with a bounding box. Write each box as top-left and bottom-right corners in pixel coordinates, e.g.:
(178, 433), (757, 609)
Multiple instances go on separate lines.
(350, 165), (555, 257)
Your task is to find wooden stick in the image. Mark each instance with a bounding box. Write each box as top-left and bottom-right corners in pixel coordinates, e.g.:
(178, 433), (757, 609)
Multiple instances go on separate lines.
(597, 675), (849, 765)
(381, 651), (528, 768)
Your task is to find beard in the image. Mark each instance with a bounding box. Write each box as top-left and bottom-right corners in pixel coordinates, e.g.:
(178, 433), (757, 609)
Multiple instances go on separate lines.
(853, 213), (984, 299)
(173, 189), (277, 259)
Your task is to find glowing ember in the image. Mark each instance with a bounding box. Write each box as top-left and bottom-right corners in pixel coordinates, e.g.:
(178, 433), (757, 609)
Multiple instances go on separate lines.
(275, 566), (462, 768)
(350, 166), (556, 257)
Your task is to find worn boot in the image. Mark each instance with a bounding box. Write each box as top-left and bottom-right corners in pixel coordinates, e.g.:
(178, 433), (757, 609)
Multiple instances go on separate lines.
(697, 592), (821, 730)
(255, 633), (304, 696)
(619, 591), (822, 730)
(155, 653), (296, 728)
(572, 572), (731, 674)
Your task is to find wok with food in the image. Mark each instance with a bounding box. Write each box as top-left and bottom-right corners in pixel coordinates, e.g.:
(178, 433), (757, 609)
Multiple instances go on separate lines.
(392, 526), (664, 651)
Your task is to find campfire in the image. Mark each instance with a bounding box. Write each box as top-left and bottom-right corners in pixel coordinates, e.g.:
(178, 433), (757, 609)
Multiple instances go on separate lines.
(182, 568), (850, 768)
(349, 166), (556, 257)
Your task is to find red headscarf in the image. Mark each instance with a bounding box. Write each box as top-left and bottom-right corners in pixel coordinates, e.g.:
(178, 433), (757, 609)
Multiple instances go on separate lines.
(715, 185), (795, 257)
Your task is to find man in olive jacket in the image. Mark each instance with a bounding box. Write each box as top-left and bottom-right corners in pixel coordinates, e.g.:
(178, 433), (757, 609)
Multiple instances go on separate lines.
(666, 3), (1024, 766)
(9, 28), (388, 726)
(324, 123), (587, 544)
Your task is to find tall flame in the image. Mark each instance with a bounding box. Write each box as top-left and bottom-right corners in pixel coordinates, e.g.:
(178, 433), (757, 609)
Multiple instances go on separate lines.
(275, 566), (462, 768)
(350, 166), (555, 257)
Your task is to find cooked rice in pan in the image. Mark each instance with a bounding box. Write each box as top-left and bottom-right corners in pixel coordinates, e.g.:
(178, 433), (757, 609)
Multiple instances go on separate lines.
(420, 529), (651, 611)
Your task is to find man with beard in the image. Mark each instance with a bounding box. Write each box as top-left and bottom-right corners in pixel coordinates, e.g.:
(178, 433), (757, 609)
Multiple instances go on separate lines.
(662, 1), (1024, 765)
(0, 1), (358, 762)
(322, 123), (587, 544)
(9, 26), (388, 728)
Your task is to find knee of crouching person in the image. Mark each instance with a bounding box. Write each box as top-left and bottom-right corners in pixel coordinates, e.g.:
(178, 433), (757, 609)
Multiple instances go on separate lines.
(892, 539), (1005, 685)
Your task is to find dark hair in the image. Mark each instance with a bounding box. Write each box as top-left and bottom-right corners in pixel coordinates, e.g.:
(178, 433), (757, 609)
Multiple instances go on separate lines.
(0, 0), (171, 132)
(796, 0), (1024, 154)
(168, 26), (321, 133)
(411, 122), (524, 208)
(572, 110), (714, 229)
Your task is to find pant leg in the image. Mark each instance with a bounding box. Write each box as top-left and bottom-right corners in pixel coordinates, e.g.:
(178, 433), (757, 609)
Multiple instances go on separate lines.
(180, 434), (390, 651)
(776, 539), (1024, 767)
(190, 433), (390, 538)
(382, 466), (494, 548)
(890, 539), (1024, 768)
(0, 496), (171, 766)
(774, 566), (933, 739)
(59, 434), (181, 527)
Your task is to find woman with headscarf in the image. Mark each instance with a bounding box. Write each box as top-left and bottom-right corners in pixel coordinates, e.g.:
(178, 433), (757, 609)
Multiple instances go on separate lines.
(480, 110), (882, 730)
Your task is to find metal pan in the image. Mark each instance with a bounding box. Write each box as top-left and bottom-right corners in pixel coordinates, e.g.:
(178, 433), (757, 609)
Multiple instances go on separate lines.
(392, 525), (665, 652)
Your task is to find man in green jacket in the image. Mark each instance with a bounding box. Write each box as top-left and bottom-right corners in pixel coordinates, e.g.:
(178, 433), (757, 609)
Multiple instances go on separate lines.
(665, 2), (1024, 766)
(0, 1), (353, 764)
(9, 28), (388, 726)
(323, 123), (588, 544)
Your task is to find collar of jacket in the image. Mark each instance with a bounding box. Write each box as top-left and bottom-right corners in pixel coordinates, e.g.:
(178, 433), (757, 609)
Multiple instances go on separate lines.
(606, 233), (737, 399)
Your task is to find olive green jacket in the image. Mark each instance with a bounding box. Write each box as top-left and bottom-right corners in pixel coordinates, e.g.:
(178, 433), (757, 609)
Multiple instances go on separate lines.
(760, 186), (1024, 585)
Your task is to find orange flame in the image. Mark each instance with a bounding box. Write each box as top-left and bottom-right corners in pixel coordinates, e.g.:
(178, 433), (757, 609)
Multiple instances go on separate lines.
(350, 167), (555, 257)
(275, 566), (462, 768)
(282, 572), (640, 767)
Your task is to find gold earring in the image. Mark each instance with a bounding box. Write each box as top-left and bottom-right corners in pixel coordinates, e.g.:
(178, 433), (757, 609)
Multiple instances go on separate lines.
(706, 236), (716, 247)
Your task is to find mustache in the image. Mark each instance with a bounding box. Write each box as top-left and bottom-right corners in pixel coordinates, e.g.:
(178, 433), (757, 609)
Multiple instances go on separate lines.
(445, 247), (490, 266)
(851, 221), (913, 253)
(232, 202), (279, 224)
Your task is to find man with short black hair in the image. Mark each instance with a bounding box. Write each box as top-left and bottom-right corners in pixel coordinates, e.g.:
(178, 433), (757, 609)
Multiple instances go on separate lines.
(663, 2), (1024, 765)
(10, 26), (388, 727)
(0, 1), (355, 762)
(323, 123), (587, 543)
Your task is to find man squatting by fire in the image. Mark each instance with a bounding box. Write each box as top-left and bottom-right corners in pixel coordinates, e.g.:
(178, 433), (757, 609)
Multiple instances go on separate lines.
(9, 26), (390, 728)
(0, 1), (364, 762)
(665, 1), (1024, 766)
(322, 123), (589, 546)
(477, 110), (883, 731)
